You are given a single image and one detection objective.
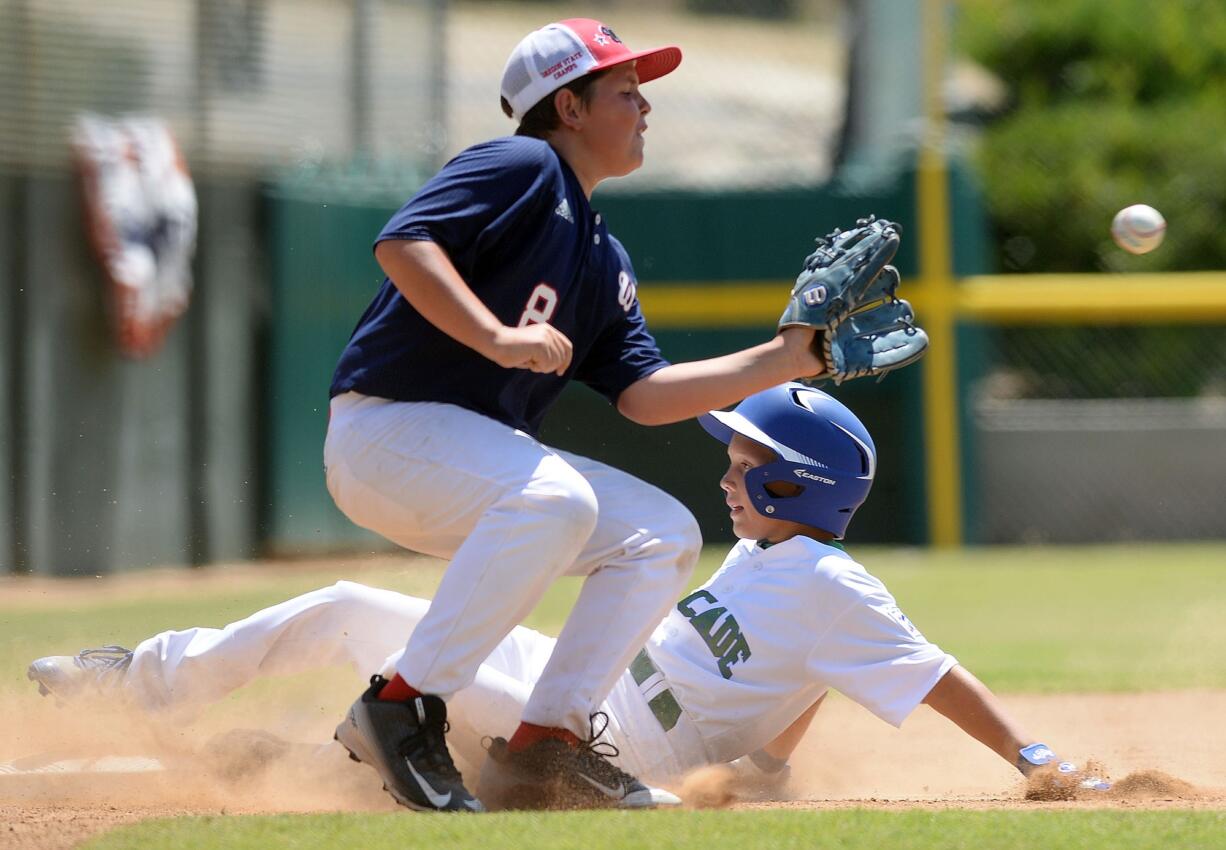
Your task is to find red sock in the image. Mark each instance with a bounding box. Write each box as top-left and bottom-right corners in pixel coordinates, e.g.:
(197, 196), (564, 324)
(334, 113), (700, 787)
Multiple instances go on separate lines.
(507, 722), (581, 753)
(377, 673), (423, 702)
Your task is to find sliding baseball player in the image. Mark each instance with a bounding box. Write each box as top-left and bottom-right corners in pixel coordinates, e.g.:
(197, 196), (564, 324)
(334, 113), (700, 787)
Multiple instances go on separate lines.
(30, 385), (1101, 806)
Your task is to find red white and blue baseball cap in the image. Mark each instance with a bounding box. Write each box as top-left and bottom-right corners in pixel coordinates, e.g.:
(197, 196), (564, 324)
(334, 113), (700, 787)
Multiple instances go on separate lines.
(500, 19), (682, 120)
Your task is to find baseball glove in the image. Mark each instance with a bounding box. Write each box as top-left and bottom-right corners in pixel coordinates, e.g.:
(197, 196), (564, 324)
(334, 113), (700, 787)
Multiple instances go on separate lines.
(778, 216), (929, 385)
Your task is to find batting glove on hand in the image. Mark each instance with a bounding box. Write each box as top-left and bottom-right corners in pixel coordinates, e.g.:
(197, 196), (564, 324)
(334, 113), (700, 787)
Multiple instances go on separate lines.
(779, 216), (928, 385)
(1017, 743), (1111, 800)
(727, 749), (793, 801)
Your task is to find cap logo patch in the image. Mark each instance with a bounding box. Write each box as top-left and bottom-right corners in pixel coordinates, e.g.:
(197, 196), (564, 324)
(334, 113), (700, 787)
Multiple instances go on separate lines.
(594, 26), (622, 45)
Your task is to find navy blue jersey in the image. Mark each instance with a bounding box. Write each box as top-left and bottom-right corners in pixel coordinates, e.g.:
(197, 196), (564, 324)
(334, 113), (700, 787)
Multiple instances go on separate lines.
(329, 136), (669, 437)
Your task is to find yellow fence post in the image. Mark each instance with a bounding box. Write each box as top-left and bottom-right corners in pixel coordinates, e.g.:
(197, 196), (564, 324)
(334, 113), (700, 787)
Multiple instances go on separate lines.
(918, 0), (964, 546)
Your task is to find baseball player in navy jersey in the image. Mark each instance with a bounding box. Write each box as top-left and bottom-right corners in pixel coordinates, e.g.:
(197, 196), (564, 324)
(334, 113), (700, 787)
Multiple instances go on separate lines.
(30, 384), (1105, 805)
(320, 17), (833, 811)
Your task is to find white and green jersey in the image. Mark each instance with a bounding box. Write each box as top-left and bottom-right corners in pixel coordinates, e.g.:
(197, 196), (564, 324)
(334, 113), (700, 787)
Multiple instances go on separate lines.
(642, 536), (958, 768)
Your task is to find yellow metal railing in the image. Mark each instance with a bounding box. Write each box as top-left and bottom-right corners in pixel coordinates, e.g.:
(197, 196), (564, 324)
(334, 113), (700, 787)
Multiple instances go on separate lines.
(638, 274), (1226, 328)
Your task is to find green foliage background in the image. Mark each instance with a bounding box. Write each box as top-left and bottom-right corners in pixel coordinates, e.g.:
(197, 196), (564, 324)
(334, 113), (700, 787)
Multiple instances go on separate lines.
(956, 0), (1226, 275)
(954, 1), (1226, 399)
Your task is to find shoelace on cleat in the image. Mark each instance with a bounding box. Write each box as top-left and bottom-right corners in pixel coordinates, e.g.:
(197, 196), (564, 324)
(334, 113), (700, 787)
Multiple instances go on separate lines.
(396, 714), (463, 782)
(363, 675), (463, 783)
(73, 646), (134, 683)
(569, 712), (639, 790)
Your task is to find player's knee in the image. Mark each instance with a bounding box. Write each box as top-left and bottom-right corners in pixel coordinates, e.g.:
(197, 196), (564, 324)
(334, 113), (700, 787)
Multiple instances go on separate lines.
(666, 505), (702, 580)
(639, 497), (702, 583)
(324, 580), (382, 609)
(319, 581), (419, 621)
(293, 581), (381, 623)
(520, 461), (600, 543)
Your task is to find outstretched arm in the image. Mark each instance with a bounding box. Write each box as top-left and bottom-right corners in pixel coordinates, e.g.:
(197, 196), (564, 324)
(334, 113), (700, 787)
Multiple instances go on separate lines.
(921, 664), (1033, 767)
(922, 664), (1108, 791)
(616, 328), (824, 426)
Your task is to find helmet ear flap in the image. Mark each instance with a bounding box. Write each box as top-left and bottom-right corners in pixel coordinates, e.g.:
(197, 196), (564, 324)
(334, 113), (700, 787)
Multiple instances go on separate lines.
(744, 455), (870, 538)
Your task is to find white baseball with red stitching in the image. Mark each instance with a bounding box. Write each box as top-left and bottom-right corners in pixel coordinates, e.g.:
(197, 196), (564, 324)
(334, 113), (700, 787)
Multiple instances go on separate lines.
(1111, 204), (1166, 254)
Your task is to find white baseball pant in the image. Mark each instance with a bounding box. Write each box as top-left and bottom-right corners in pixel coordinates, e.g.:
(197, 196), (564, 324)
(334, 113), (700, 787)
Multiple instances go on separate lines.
(323, 393), (702, 737)
(121, 581), (706, 782)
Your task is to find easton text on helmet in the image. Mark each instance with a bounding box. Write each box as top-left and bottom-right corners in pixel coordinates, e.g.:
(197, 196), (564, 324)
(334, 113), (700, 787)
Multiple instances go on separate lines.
(793, 469), (836, 485)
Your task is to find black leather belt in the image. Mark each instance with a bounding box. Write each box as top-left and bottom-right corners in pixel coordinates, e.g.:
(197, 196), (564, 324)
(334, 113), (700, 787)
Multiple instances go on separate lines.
(629, 648), (682, 732)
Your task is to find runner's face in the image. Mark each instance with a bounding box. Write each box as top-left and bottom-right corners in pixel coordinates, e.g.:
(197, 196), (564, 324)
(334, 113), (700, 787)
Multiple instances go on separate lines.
(578, 63), (650, 178)
(720, 434), (813, 543)
(721, 435), (780, 540)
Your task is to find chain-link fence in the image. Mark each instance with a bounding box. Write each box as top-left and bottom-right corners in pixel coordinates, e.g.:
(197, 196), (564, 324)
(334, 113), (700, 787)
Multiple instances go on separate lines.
(978, 326), (1226, 401)
(1, 0), (848, 188)
(0, 0), (444, 175)
(969, 323), (1226, 543)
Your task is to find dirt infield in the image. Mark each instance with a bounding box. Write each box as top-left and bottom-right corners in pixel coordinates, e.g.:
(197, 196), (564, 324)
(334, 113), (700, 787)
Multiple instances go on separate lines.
(4, 690), (1223, 849)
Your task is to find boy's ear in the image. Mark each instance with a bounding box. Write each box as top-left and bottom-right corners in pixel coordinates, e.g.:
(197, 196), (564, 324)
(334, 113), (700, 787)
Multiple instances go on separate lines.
(554, 88), (585, 129)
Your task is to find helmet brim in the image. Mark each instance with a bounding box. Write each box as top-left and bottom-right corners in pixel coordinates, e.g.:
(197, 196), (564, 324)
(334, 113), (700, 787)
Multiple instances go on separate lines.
(699, 409), (807, 464)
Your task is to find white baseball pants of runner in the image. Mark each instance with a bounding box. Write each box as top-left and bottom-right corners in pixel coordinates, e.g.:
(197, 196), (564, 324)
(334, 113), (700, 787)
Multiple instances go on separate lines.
(322, 393), (702, 738)
(121, 581), (708, 783)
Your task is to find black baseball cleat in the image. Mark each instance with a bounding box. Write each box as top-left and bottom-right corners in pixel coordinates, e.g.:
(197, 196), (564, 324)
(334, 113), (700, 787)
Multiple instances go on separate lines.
(478, 712), (681, 810)
(334, 675), (484, 813)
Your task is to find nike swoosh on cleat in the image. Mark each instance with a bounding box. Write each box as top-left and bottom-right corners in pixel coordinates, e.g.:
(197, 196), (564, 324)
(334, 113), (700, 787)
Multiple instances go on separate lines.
(577, 773), (625, 799)
(406, 760), (453, 809)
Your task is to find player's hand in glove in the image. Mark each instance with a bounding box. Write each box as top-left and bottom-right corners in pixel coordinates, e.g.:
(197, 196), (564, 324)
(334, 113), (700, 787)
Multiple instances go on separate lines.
(727, 748), (793, 801)
(779, 216), (929, 385)
(1017, 742), (1111, 800)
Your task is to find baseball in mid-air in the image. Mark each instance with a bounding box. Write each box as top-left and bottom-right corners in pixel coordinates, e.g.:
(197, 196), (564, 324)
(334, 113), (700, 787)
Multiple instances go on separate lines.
(1111, 204), (1166, 254)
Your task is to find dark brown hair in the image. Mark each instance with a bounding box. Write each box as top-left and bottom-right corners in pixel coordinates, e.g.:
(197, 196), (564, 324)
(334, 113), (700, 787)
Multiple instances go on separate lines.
(501, 70), (608, 139)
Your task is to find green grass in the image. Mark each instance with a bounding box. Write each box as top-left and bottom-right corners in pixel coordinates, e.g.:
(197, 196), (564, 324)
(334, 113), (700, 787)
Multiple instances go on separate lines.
(4, 542), (1225, 696)
(80, 809), (1226, 850)
(864, 542), (1226, 692)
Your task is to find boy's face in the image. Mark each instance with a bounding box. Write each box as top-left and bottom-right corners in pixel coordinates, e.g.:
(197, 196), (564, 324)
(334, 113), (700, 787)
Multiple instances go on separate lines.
(720, 433), (815, 544)
(574, 62), (651, 178)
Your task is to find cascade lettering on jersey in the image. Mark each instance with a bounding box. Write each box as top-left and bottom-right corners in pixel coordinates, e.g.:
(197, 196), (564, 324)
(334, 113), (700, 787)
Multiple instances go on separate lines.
(676, 589), (752, 679)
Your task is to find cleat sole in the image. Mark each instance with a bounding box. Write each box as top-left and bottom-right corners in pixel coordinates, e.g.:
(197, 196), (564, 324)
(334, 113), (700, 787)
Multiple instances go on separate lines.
(333, 733), (364, 764)
(27, 668), (51, 698)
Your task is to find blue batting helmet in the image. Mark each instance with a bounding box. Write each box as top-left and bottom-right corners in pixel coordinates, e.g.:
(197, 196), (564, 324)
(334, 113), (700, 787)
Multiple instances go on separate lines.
(698, 383), (876, 538)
